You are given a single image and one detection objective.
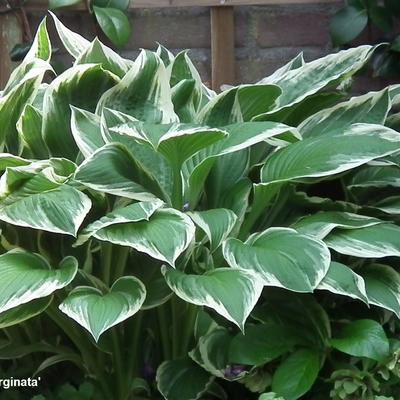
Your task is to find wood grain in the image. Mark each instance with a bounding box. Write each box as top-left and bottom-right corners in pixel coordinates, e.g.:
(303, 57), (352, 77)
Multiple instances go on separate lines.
(211, 6), (235, 90)
(26, 0), (340, 10)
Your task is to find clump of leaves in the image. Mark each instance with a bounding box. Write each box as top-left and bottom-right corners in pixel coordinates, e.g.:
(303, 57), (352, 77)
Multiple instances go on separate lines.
(0, 14), (400, 400)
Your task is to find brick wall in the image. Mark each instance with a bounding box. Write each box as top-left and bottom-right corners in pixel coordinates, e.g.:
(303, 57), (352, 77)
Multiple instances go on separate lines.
(27, 2), (396, 90)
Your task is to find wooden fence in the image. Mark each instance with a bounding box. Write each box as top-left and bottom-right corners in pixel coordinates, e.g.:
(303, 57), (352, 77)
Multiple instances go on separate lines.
(0, 0), (340, 89)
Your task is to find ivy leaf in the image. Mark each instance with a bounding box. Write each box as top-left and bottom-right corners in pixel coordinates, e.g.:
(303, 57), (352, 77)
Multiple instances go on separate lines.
(331, 319), (390, 362)
(93, 6), (131, 49)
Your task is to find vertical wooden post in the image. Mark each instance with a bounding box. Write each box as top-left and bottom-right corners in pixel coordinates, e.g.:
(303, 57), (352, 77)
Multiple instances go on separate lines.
(0, 13), (23, 89)
(210, 6), (235, 91)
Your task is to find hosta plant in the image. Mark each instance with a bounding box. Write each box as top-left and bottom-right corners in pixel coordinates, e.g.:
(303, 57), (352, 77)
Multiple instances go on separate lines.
(1, 14), (400, 400)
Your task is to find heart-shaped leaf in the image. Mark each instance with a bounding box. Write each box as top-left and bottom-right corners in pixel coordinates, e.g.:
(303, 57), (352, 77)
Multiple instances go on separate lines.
(0, 251), (78, 314)
(0, 177), (91, 236)
(223, 228), (330, 292)
(83, 208), (195, 267)
(75, 199), (163, 246)
(59, 276), (146, 341)
(162, 266), (263, 330)
(325, 223), (400, 258)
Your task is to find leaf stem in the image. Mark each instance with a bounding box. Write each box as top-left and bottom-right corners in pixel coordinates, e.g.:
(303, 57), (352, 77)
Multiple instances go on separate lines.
(112, 329), (125, 400)
(180, 304), (198, 356)
(157, 304), (171, 360)
(127, 311), (144, 382)
(171, 167), (183, 210)
(100, 242), (113, 287)
(113, 246), (130, 282)
(239, 183), (281, 240)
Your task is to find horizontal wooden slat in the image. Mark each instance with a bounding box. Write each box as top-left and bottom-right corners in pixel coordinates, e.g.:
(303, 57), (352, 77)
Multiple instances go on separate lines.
(26, 0), (340, 10)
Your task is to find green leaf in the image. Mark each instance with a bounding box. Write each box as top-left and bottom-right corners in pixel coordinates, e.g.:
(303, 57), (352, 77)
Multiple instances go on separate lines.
(259, 394), (285, 400)
(34, 353), (83, 377)
(325, 223), (400, 258)
(94, 0), (130, 10)
(256, 46), (373, 117)
(0, 65), (49, 153)
(261, 124), (400, 185)
(292, 211), (383, 239)
(75, 199), (163, 246)
(197, 85), (281, 126)
(299, 89), (390, 138)
(0, 297), (52, 329)
(188, 209), (237, 251)
(59, 276), (146, 341)
(76, 38), (133, 78)
(360, 264), (400, 318)
(111, 122), (228, 168)
(347, 165), (400, 189)
(170, 51), (203, 121)
(370, 5), (393, 32)
(93, 6), (131, 48)
(331, 319), (390, 362)
(0, 251), (77, 314)
(156, 358), (213, 400)
(16, 104), (48, 159)
(184, 122), (300, 206)
(49, 11), (90, 58)
(74, 143), (166, 201)
(0, 153), (30, 170)
(101, 108), (174, 197)
(4, 18), (51, 94)
(172, 80), (200, 123)
(329, 4), (368, 46)
(272, 349), (320, 400)
(223, 228), (330, 292)
(162, 267), (263, 330)
(86, 209), (194, 266)
(71, 106), (104, 158)
(156, 44), (175, 67)
(190, 328), (236, 380)
(49, 0), (82, 9)
(97, 50), (178, 123)
(0, 174), (91, 236)
(317, 262), (368, 304)
(43, 64), (117, 159)
(372, 196), (400, 214)
(259, 52), (305, 84)
(229, 323), (299, 366)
